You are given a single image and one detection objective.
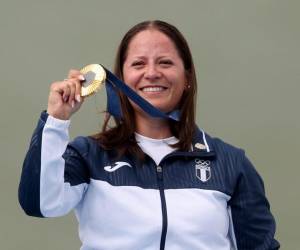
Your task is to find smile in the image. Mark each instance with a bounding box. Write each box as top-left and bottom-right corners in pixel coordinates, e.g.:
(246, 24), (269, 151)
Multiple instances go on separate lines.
(140, 86), (168, 92)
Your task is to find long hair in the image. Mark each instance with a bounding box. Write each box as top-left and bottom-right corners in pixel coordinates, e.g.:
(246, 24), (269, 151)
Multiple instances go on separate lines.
(93, 20), (197, 160)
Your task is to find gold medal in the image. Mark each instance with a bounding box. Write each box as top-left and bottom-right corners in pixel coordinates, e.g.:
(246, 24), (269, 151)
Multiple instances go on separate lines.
(80, 64), (106, 97)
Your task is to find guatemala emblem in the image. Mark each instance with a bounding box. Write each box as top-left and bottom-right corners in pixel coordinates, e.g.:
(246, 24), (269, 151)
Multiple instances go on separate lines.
(195, 159), (211, 182)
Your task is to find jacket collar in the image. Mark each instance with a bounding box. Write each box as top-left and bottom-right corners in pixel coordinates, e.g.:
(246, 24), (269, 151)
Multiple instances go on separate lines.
(165, 127), (216, 160)
(192, 127), (215, 153)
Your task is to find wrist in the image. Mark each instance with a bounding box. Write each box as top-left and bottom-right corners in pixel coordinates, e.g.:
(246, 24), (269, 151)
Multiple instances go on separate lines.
(46, 109), (71, 121)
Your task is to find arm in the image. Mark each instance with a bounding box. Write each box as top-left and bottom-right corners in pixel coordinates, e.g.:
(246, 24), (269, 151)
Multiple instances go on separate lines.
(229, 152), (280, 250)
(18, 112), (89, 217)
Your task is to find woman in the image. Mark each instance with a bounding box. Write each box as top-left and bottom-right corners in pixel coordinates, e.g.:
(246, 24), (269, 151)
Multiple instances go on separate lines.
(19, 20), (279, 250)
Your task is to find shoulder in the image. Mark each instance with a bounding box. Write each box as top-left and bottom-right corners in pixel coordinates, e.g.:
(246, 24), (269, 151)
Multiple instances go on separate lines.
(209, 135), (245, 158)
(196, 128), (252, 172)
(194, 127), (245, 158)
(204, 131), (261, 178)
(67, 136), (102, 157)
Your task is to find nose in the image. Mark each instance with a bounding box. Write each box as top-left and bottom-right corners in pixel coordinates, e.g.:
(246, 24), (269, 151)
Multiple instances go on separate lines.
(144, 64), (162, 81)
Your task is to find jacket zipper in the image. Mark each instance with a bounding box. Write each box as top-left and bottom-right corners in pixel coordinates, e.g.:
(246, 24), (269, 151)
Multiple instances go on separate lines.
(156, 165), (168, 250)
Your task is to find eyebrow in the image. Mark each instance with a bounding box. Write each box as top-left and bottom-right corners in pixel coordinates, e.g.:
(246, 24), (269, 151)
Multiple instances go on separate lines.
(129, 55), (174, 61)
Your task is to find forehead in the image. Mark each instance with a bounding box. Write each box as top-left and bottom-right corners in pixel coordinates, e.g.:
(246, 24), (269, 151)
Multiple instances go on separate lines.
(126, 29), (179, 57)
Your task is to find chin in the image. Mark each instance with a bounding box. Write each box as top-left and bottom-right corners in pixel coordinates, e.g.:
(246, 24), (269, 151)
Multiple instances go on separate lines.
(132, 97), (176, 114)
(150, 104), (174, 113)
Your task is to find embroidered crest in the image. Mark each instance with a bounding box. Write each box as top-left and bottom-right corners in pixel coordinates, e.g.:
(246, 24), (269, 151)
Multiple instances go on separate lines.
(195, 143), (206, 150)
(195, 159), (211, 182)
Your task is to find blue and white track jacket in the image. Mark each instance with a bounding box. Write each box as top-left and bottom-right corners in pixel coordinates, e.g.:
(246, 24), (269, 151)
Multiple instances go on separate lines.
(19, 112), (280, 250)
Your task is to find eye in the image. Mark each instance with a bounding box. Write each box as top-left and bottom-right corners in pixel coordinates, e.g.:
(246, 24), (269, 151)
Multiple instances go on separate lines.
(131, 61), (145, 68)
(159, 59), (173, 66)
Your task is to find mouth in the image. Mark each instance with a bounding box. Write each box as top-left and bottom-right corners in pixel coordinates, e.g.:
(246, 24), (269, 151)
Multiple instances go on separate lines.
(139, 85), (168, 93)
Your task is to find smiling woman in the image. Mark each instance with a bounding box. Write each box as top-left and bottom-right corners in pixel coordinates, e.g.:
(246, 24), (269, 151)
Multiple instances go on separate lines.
(18, 20), (280, 250)
(98, 20), (198, 159)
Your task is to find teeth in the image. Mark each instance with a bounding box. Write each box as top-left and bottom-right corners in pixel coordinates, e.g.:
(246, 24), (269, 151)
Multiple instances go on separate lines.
(142, 87), (165, 92)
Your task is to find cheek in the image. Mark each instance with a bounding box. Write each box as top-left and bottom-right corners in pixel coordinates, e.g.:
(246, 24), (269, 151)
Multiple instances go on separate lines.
(173, 73), (186, 93)
(123, 69), (139, 88)
(174, 86), (186, 105)
(172, 76), (187, 102)
(122, 66), (130, 83)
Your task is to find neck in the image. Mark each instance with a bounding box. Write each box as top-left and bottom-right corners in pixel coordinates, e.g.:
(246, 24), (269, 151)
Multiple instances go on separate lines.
(134, 112), (172, 139)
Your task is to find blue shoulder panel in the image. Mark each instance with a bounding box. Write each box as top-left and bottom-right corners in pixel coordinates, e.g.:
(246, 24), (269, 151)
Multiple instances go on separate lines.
(18, 112), (49, 217)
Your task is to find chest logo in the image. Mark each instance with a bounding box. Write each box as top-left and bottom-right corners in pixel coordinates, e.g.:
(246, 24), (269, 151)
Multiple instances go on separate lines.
(195, 159), (211, 182)
(195, 143), (206, 150)
(104, 161), (132, 172)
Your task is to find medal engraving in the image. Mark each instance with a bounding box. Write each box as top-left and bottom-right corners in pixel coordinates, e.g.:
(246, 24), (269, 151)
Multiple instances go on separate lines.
(80, 64), (106, 97)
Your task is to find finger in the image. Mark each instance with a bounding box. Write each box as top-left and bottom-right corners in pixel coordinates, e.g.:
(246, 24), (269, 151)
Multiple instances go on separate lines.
(50, 82), (63, 94)
(61, 82), (71, 102)
(50, 81), (69, 101)
(67, 79), (77, 107)
(68, 69), (85, 81)
(66, 77), (83, 103)
(74, 80), (82, 103)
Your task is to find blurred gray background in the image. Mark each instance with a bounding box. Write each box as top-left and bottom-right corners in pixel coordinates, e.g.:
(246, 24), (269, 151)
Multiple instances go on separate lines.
(1, 0), (299, 249)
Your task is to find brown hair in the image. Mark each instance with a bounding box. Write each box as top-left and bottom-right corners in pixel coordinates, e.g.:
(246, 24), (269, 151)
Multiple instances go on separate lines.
(93, 20), (197, 160)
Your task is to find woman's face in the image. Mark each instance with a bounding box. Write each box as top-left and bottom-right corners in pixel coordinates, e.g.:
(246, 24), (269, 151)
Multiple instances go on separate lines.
(123, 29), (187, 114)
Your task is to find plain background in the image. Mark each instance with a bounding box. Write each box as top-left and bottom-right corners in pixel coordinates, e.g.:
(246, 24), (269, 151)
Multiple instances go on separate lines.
(1, 0), (299, 249)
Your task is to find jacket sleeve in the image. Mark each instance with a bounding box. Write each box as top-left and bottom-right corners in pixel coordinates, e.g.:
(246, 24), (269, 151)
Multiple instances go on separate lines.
(229, 151), (280, 250)
(18, 111), (89, 218)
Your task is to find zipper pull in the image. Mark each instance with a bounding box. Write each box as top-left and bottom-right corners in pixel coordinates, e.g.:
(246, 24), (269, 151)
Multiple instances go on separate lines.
(156, 165), (163, 181)
(156, 166), (162, 173)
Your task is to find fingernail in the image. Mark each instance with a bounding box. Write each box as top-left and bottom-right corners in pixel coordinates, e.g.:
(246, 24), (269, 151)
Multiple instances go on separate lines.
(79, 75), (85, 81)
(76, 94), (81, 102)
(71, 101), (75, 108)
